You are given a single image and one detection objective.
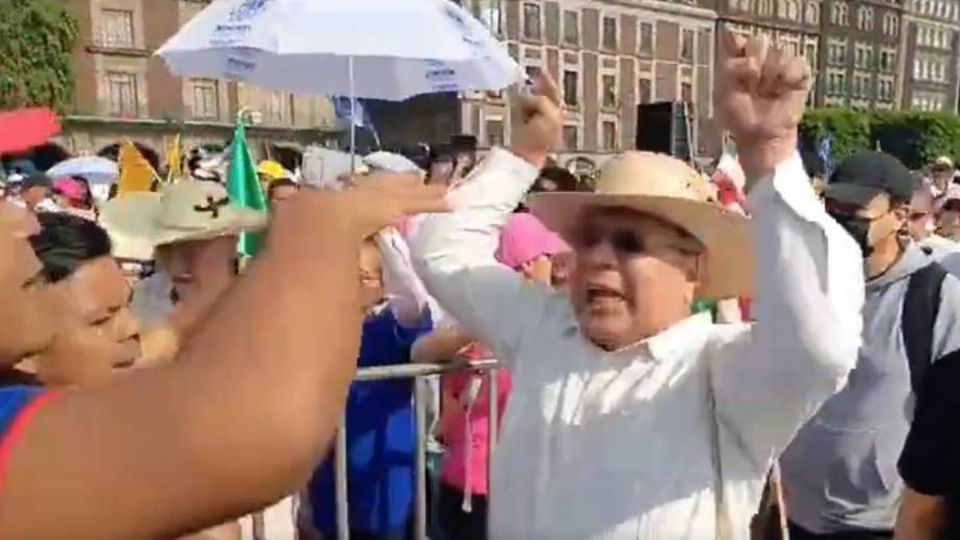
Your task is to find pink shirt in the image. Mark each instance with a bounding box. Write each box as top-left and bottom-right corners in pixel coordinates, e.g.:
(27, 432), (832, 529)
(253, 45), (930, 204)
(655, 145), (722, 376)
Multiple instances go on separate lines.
(439, 345), (511, 496)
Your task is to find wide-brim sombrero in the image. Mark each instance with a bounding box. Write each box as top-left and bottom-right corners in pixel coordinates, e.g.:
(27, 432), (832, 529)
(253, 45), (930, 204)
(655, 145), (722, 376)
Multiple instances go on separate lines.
(100, 180), (267, 257)
(528, 152), (754, 300)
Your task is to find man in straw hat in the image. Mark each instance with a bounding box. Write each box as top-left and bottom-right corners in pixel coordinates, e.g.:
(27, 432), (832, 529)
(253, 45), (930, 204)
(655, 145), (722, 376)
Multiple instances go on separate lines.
(0, 171), (447, 538)
(410, 30), (864, 538)
(101, 180), (266, 365)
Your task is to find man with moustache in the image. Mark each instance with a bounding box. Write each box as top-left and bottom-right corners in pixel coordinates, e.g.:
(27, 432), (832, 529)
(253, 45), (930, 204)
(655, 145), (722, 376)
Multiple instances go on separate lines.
(410, 32), (864, 538)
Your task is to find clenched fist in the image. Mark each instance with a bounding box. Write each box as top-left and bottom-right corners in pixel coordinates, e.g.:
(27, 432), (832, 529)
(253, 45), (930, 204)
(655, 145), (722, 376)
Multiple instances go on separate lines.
(714, 30), (812, 179)
(511, 71), (563, 168)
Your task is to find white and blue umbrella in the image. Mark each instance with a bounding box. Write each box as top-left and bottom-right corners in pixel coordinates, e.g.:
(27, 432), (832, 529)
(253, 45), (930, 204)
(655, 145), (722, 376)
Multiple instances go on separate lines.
(155, 0), (520, 99)
(46, 156), (119, 184)
(156, 0), (521, 158)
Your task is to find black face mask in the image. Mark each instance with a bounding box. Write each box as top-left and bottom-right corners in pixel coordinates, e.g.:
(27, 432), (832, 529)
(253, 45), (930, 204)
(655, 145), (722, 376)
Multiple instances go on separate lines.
(828, 211), (873, 257)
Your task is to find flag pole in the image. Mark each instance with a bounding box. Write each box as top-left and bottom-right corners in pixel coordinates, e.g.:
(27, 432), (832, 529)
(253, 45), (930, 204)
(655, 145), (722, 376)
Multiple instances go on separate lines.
(349, 55), (357, 172)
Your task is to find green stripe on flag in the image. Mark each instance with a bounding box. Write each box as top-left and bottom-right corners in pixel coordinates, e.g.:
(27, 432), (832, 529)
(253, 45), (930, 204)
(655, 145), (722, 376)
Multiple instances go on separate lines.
(227, 118), (268, 257)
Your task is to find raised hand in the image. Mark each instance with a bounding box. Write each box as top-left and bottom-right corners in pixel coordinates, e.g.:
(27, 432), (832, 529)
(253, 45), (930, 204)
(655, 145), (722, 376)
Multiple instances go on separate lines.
(714, 30), (812, 177)
(511, 70), (563, 168)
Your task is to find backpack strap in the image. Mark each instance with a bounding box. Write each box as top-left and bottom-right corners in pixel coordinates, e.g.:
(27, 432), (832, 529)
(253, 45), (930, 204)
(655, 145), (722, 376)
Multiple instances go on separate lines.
(902, 262), (948, 395)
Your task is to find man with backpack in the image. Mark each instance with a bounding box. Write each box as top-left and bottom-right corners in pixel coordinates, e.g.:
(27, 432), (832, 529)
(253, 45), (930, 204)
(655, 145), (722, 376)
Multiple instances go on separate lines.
(780, 151), (960, 539)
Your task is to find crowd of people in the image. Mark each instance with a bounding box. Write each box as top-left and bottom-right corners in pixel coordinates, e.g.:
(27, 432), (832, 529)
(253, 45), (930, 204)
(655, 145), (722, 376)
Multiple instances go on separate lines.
(0, 30), (958, 540)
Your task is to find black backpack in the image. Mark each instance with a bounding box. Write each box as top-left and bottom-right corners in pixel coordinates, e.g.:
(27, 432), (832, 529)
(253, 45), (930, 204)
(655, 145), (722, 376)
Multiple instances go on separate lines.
(902, 262), (949, 395)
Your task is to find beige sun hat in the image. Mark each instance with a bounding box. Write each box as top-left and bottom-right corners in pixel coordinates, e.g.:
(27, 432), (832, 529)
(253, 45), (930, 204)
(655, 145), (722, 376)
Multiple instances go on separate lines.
(528, 151), (754, 300)
(99, 180), (268, 257)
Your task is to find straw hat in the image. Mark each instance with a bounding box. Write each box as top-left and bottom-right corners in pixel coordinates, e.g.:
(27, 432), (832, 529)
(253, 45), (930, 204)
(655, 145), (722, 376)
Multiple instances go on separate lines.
(528, 151), (754, 300)
(100, 181), (267, 256)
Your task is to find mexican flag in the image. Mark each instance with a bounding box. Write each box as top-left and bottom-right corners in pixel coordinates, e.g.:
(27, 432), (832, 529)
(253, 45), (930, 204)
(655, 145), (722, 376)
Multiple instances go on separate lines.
(226, 116), (268, 257)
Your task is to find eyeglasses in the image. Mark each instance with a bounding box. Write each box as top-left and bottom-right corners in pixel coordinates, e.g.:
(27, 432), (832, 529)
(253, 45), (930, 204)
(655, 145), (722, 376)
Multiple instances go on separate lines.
(573, 224), (703, 257)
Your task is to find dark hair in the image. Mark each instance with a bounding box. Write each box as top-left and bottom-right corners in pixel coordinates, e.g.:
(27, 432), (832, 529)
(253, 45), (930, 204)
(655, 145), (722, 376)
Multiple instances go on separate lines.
(535, 166), (580, 192)
(69, 176), (95, 209)
(268, 178), (299, 200)
(29, 213), (113, 283)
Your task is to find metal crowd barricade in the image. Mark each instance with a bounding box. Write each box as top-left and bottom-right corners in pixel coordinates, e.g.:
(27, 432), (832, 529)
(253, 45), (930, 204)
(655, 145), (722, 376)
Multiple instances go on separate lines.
(329, 358), (501, 540)
(248, 359), (501, 540)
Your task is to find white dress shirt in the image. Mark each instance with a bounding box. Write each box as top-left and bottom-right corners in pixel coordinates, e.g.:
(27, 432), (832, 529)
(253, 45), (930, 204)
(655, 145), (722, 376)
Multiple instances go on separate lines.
(410, 149), (864, 539)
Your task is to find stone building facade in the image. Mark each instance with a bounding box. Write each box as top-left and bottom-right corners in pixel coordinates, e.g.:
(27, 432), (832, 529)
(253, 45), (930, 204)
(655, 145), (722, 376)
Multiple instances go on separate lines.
(57, 0), (339, 167)
(901, 0), (960, 112)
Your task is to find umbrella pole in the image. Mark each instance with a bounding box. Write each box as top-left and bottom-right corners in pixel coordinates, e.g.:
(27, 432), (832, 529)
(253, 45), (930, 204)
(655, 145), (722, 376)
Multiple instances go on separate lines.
(349, 56), (357, 172)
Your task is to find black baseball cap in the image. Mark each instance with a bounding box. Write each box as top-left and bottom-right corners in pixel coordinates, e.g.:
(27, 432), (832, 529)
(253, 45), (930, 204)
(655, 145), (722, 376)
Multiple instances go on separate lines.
(825, 151), (914, 206)
(21, 172), (53, 190)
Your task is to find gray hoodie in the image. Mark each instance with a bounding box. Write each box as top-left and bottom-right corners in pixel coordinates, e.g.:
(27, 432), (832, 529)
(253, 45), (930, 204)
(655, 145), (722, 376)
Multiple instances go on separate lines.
(780, 242), (960, 533)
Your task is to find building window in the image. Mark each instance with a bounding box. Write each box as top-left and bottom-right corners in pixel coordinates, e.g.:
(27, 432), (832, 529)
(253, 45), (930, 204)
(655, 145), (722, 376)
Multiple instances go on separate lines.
(853, 73), (871, 98)
(680, 28), (695, 63)
(602, 74), (617, 109)
(485, 118), (505, 147)
(638, 77), (652, 104)
(759, 0), (773, 16)
(479, 0), (504, 35)
(638, 21), (654, 55)
(857, 6), (874, 31)
(826, 69), (847, 95)
(100, 9), (134, 48)
(883, 13), (899, 36)
(855, 43), (873, 69)
(522, 3), (541, 40)
(880, 48), (896, 72)
(828, 39), (847, 66)
(266, 92), (293, 125)
(602, 16), (618, 50)
(805, 42), (818, 68)
(190, 79), (219, 120)
(104, 71), (138, 117)
(878, 78), (894, 102)
(805, 2), (820, 23)
(601, 120), (617, 151)
(680, 81), (693, 102)
(786, 0), (800, 20)
(832, 1), (849, 25)
(563, 10), (579, 46)
(563, 70), (579, 106)
(563, 124), (579, 149)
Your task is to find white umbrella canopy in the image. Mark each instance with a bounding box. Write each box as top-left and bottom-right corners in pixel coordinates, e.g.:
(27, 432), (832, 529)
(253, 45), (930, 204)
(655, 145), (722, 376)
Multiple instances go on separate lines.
(156, 0), (521, 100)
(46, 156), (119, 184)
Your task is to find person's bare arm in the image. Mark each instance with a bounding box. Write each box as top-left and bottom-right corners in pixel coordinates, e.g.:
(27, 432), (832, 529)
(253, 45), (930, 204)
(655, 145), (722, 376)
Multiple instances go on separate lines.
(895, 487), (948, 540)
(0, 182), (447, 540)
(411, 327), (474, 364)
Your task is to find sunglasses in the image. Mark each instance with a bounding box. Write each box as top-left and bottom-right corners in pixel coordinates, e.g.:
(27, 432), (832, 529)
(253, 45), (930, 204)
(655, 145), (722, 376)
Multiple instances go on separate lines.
(573, 224), (703, 257)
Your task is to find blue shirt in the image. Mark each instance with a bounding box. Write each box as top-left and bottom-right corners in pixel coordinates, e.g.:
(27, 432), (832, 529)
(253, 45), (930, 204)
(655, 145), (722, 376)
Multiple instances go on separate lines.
(309, 308), (432, 534)
(0, 386), (42, 438)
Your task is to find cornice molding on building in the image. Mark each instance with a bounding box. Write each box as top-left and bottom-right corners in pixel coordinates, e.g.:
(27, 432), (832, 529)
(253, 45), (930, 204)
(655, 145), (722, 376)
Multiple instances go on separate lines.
(595, 0), (719, 22)
(85, 45), (151, 58)
(717, 16), (821, 37)
(61, 115), (341, 135)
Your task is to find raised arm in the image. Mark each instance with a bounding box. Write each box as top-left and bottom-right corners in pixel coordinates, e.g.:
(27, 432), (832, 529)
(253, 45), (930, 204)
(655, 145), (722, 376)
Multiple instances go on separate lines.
(0, 181), (447, 540)
(377, 227), (435, 327)
(709, 31), (864, 465)
(410, 74), (563, 362)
